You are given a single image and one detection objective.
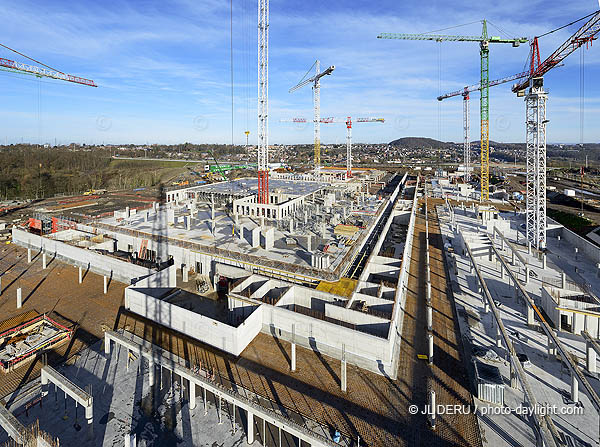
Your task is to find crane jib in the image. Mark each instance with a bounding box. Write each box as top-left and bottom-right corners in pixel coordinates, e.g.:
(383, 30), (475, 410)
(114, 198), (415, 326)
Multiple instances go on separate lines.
(0, 57), (96, 87)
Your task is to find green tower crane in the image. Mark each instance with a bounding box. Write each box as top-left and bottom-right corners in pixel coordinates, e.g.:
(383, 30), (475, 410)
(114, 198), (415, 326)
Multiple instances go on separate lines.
(378, 21), (527, 200)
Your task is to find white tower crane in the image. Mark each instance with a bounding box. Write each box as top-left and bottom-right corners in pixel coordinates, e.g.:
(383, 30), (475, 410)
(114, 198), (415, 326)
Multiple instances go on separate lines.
(287, 116), (384, 178)
(257, 0), (269, 204)
(289, 60), (335, 174)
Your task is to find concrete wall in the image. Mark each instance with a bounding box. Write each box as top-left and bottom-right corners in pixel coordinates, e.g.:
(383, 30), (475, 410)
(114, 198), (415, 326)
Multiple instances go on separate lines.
(124, 287), (262, 356)
(540, 287), (561, 330)
(132, 264), (177, 288)
(261, 304), (391, 370)
(12, 228), (152, 283)
(548, 217), (600, 264)
(324, 303), (390, 337)
(387, 176), (420, 356)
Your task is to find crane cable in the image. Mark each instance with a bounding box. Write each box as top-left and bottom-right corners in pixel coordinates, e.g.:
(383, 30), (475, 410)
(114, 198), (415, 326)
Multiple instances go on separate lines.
(537, 10), (600, 38)
(0, 42), (64, 73)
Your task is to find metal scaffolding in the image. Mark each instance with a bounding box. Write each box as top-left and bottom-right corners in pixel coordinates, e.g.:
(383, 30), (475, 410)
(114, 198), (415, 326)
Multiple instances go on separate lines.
(463, 89), (470, 182)
(525, 77), (548, 250)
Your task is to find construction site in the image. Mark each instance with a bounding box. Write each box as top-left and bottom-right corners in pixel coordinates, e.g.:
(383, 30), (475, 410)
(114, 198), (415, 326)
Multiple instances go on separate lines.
(1, 2), (600, 447)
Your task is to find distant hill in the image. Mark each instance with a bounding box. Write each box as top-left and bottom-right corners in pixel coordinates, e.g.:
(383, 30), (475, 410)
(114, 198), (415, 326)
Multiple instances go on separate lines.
(388, 137), (456, 149)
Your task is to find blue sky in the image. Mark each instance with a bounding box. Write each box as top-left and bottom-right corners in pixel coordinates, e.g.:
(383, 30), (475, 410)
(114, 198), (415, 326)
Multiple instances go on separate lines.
(0, 0), (599, 145)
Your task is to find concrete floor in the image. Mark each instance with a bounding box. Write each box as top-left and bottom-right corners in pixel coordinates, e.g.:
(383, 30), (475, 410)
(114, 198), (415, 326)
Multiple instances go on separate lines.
(0, 341), (257, 447)
(438, 202), (600, 447)
(0, 244), (126, 399)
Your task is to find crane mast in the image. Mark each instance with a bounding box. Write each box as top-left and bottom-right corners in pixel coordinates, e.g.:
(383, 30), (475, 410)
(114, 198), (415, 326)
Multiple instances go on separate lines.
(346, 117), (352, 177)
(480, 21), (490, 201)
(520, 11), (600, 250)
(463, 90), (470, 182)
(257, 0), (269, 204)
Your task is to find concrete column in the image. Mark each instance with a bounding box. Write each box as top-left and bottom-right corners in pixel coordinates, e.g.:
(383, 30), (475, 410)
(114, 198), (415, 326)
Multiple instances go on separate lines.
(527, 306), (535, 326)
(525, 267), (530, 284)
(429, 390), (436, 429)
(27, 248), (32, 263)
(587, 342), (597, 374)
(291, 342), (296, 372)
(428, 333), (434, 365)
(247, 411), (254, 444)
(571, 374), (579, 403)
(496, 325), (502, 348)
(103, 275), (108, 294)
(427, 305), (432, 332)
(124, 433), (136, 447)
(561, 272), (567, 289)
(104, 337), (111, 355)
(341, 344), (347, 393)
(204, 386), (207, 415)
(510, 360), (518, 388)
(42, 252), (47, 269)
(484, 298), (489, 314)
(182, 266), (189, 282)
(542, 253), (547, 269)
(218, 396), (222, 424)
(547, 335), (556, 357)
(78, 266), (83, 284)
(239, 224), (245, 241)
(85, 405), (94, 440)
(575, 247), (579, 261)
(189, 380), (196, 409)
(16, 288), (22, 309)
(148, 359), (155, 385)
(426, 281), (431, 304)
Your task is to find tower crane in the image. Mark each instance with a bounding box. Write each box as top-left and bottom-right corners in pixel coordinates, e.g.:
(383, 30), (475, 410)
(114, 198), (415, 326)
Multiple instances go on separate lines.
(436, 10), (600, 249)
(289, 60), (335, 174)
(282, 116), (384, 177)
(257, 0), (269, 204)
(438, 69), (531, 183)
(510, 10), (600, 250)
(378, 20), (527, 200)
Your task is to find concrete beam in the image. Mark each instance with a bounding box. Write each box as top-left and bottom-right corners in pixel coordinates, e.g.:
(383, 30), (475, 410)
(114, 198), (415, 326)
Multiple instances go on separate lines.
(104, 330), (338, 447)
(41, 365), (93, 439)
(0, 402), (25, 444)
(466, 239), (561, 447)
(487, 236), (600, 442)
